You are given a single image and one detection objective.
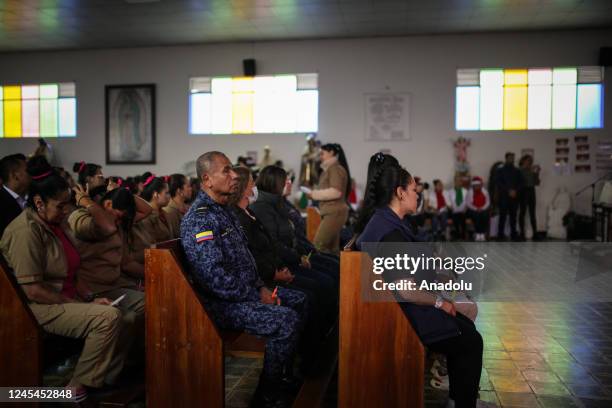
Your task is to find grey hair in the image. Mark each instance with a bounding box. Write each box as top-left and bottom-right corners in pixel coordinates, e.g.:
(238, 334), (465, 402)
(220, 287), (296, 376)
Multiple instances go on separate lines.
(196, 151), (226, 179)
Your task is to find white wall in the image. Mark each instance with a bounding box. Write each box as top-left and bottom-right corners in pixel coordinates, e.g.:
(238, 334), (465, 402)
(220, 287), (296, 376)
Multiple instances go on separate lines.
(1, 29), (611, 228)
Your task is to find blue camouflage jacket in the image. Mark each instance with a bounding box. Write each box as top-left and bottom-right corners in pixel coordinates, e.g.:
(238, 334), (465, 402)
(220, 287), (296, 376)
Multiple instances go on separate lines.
(181, 191), (262, 303)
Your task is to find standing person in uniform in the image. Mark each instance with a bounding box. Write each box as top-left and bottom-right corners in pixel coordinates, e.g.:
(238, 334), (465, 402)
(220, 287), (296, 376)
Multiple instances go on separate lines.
(164, 173), (192, 239)
(495, 152), (522, 241)
(518, 155), (540, 240)
(306, 143), (350, 255)
(0, 153), (30, 236)
(181, 151), (307, 407)
(0, 156), (124, 402)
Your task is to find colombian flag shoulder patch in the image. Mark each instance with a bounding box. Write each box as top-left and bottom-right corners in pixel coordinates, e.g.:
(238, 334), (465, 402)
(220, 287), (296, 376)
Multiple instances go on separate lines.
(195, 230), (214, 243)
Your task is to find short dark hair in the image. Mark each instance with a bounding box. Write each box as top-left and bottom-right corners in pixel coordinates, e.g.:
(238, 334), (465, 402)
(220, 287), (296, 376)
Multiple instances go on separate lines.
(256, 165), (286, 196)
(196, 151), (226, 179)
(168, 174), (187, 198)
(0, 153), (26, 182)
(505, 152), (515, 159)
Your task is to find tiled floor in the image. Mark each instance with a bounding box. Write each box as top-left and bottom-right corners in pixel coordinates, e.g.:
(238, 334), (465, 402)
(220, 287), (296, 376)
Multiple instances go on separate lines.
(42, 301), (612, 407)
(223, 301), (612, 408)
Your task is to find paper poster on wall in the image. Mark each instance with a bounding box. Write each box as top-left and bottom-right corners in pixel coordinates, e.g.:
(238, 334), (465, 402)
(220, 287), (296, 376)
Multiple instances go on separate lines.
(554, 138), (571, 176)
(596, 141), (612, 172)
(574, 135), (591, 173)
(365, 93), (411, 141)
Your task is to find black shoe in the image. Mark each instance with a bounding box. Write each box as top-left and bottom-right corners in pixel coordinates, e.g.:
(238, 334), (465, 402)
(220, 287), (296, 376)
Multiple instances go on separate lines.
(250, 375), (295, 408)
(280, 373), (303, 394)
(249, 390), (289, 408)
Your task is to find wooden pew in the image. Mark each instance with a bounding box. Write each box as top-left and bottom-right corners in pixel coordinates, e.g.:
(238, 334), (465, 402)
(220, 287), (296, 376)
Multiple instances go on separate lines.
(306, 206), (321, 243)
(145, 239), (337, 408)
(0, 256), (43, 388)
(339, 244), (425, 408)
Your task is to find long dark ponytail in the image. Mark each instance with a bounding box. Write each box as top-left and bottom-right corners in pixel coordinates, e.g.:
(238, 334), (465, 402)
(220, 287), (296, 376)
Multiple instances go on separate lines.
(100, 188), (136, 234)
(354, 152), (411, 234)
(321, 143), (351, 199)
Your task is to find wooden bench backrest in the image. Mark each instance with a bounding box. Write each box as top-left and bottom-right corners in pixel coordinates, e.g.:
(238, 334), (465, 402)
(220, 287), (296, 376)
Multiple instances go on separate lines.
(306, 206), (321, 243)
(145, 239), (225, 408)
(339, 250), (424, 408)
(0, 255), (43, 386)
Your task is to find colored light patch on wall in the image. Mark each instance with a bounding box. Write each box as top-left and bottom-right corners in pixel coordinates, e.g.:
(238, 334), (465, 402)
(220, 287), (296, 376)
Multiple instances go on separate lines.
(503, 86), (528, 130)
(527, 85), (552, 130)
(59, 98), (76, 137)
(480, 70), (504, 130)
(190, 74), (318, 134)
(456, 66), (603, 131)
(577, 84), (603, 129)
(40, 99), (58, 137)
(456, 87), (480, 131)
(552, 84), (577, 129)
(4, 100), (22, 137)
(0, 82), (76, 138)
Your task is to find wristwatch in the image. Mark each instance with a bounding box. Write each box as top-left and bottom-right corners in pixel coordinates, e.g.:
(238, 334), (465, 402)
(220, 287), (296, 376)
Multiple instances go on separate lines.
(434, 295), (444, 309)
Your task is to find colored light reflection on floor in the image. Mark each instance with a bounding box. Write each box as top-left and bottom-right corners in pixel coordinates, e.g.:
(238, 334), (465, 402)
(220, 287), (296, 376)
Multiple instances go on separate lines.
(42, 301), (612, 407)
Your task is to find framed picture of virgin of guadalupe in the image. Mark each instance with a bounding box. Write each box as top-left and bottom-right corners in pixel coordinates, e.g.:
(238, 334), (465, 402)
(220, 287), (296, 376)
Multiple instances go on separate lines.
(105, 84), (156, 164)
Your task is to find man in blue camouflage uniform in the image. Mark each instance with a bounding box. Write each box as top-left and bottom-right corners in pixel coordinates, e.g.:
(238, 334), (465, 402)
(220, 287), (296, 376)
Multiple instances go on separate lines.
(181, 151), (306, 407)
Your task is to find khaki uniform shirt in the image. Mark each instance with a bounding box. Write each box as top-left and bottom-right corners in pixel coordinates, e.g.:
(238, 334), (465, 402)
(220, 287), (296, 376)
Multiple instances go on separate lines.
(317, 161), (349, 215)
(67, 208), (135, 294)
(1, 208), (68, 291)
(129, 210), (172, 265)
(163, 200), (186, 239)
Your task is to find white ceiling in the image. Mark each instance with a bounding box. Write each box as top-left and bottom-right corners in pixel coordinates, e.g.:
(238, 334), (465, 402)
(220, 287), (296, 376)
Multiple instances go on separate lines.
(0, 0), (611, 52)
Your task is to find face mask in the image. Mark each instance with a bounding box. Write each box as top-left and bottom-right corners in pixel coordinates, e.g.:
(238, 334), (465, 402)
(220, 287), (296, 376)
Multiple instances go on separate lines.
(248, 186), (258, 204)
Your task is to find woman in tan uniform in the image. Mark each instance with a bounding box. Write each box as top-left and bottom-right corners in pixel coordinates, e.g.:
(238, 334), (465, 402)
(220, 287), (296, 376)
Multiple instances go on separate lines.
(0, 156), (122, 402)
(129, 176), (172, 268)
(163, 173), (192, 239)
(308, 143), (351, 255)
(68, 186), (151, 380)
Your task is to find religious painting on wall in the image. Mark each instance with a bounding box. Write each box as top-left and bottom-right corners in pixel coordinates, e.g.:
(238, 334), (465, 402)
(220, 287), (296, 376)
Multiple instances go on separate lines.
(105, 84), (156, 164)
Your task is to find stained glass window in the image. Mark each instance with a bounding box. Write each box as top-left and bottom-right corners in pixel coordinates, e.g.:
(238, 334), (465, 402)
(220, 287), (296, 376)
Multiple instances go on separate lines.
(189, 74), (318, 134)
(456, 67), (603, 131)
(0, 82), (76, 138)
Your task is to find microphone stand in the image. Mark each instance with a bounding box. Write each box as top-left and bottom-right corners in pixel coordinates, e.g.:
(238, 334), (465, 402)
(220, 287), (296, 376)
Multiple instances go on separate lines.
(576, 172), (611, 205)
(577, 172), (612, 241)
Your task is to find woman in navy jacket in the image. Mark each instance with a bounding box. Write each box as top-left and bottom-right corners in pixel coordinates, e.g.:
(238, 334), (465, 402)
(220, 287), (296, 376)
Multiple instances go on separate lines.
(355, 153), (485, 408)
